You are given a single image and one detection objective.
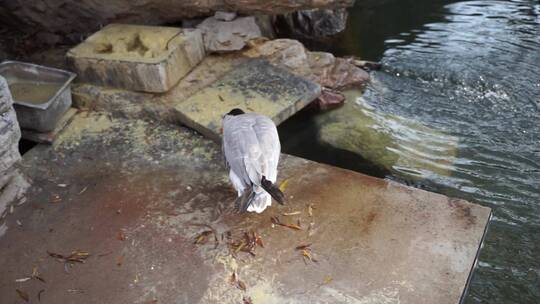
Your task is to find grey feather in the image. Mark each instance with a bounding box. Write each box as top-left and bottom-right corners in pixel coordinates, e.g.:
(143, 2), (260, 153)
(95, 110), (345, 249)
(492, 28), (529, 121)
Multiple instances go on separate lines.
(222, 112), (281, 213)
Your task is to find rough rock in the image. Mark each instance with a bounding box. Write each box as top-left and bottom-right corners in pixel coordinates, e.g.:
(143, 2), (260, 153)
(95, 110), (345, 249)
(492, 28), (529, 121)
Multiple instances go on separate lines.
(244, 39), (370, 90)
(312, 87), (346, 111)
(308, 51), (370, 90)
(214, 11), (237, 22)
(197, 17), (262, 53)
(274, 8), (348, 41)
(0, 0), (354, 44)
(0, 76), (27, 219)
(244, 39), (312, 77)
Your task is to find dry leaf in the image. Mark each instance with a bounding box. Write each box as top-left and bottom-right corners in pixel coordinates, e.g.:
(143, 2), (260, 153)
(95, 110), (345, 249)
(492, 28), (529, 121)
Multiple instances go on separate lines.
(16, 289), (29, 302)
(281, 223), (302, 231)
(237, 280), (247, 291)
(78, 186), (88, 194)
(282, 211), (301, 216)
(279, 179), (289, 192)
(295, 243), (312, 250)
(117, 255), (124, 267)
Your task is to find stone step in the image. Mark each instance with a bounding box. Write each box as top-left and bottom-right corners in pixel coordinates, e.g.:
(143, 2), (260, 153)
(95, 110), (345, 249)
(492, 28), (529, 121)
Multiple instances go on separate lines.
(173, 58), (320, 142)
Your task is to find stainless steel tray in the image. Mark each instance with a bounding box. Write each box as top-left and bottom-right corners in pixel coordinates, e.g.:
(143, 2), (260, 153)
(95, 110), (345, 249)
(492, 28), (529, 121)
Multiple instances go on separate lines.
(0, 61), (76, 132)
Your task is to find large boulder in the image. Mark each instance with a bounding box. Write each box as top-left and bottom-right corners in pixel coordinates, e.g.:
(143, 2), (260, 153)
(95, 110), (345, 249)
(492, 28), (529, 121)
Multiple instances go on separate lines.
(0, 0), (354, 44)
(244, 39), (370, 90)
(273, 8), (349, 41)
(0, 76), (28, 220)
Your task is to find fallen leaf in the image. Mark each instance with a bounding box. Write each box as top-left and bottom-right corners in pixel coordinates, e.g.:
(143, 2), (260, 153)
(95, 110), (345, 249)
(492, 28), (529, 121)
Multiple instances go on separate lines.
(323, 276), (333, 284)
(243, 296), (253, 304)
(302, 249), (318, 263)
(67, 289), (84, 293)
(237, 280), (247, 291)
(230, 272), (237, 284)
(97, 251), (113, 257)
(281, 223), (302, 231)
(117, 230), (126, 241)
(279, 179), (289, 192)
(16, 289), (29, 302)
(295, 243), (312, 250)
(193, 230), (213, 244)
(117, 255), (124, 267)
(78, 186), (88, 194)
(218, 95), (224, 102)
(308, 204), (314, 217)
(50, 194), (61, 203)
(282, 211), (301, 216)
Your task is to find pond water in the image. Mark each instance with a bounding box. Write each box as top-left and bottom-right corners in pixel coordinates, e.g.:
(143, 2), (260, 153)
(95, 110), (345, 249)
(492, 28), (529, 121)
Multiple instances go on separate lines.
(279, 0), (540, 302)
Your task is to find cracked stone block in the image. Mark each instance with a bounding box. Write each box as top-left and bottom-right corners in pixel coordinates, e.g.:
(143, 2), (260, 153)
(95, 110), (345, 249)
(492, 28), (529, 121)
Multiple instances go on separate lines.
(173, 58), (321, 142)
(67, 24), (205, 93)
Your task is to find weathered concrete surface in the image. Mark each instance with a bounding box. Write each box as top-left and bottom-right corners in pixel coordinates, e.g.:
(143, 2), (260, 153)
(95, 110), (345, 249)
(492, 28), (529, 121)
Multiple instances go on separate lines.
(0, 0), (354, 43)
(174, 58), (321, 142)
(0, 112), (491, 303)
(68, 24), (205, 93)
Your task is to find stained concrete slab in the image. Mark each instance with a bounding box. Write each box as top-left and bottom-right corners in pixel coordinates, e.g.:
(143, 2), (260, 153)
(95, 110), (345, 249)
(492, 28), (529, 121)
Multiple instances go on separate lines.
(0, 113), (490, 304)
(173, 58), (321, 142)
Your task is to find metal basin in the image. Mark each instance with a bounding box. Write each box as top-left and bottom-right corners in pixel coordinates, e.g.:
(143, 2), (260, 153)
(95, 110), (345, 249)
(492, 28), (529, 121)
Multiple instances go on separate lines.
(0, 61), (76, 132)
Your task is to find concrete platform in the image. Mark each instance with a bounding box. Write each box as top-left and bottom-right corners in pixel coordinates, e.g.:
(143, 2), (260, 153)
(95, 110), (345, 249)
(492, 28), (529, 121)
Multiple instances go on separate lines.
(0, 113), (490, 304)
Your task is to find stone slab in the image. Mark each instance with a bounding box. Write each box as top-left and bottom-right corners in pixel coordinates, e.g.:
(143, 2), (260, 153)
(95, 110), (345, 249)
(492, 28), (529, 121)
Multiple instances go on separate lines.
(0, 113), (491, 304)
(67, 24), (205, 93)
(21, 108), (78, 144)
(173, 58), (321, 142)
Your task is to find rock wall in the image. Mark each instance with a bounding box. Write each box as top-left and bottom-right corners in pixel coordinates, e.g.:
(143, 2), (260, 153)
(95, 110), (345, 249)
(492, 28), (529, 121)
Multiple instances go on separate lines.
(0, 76), (28, 220)
(0, 0), (354, 43)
